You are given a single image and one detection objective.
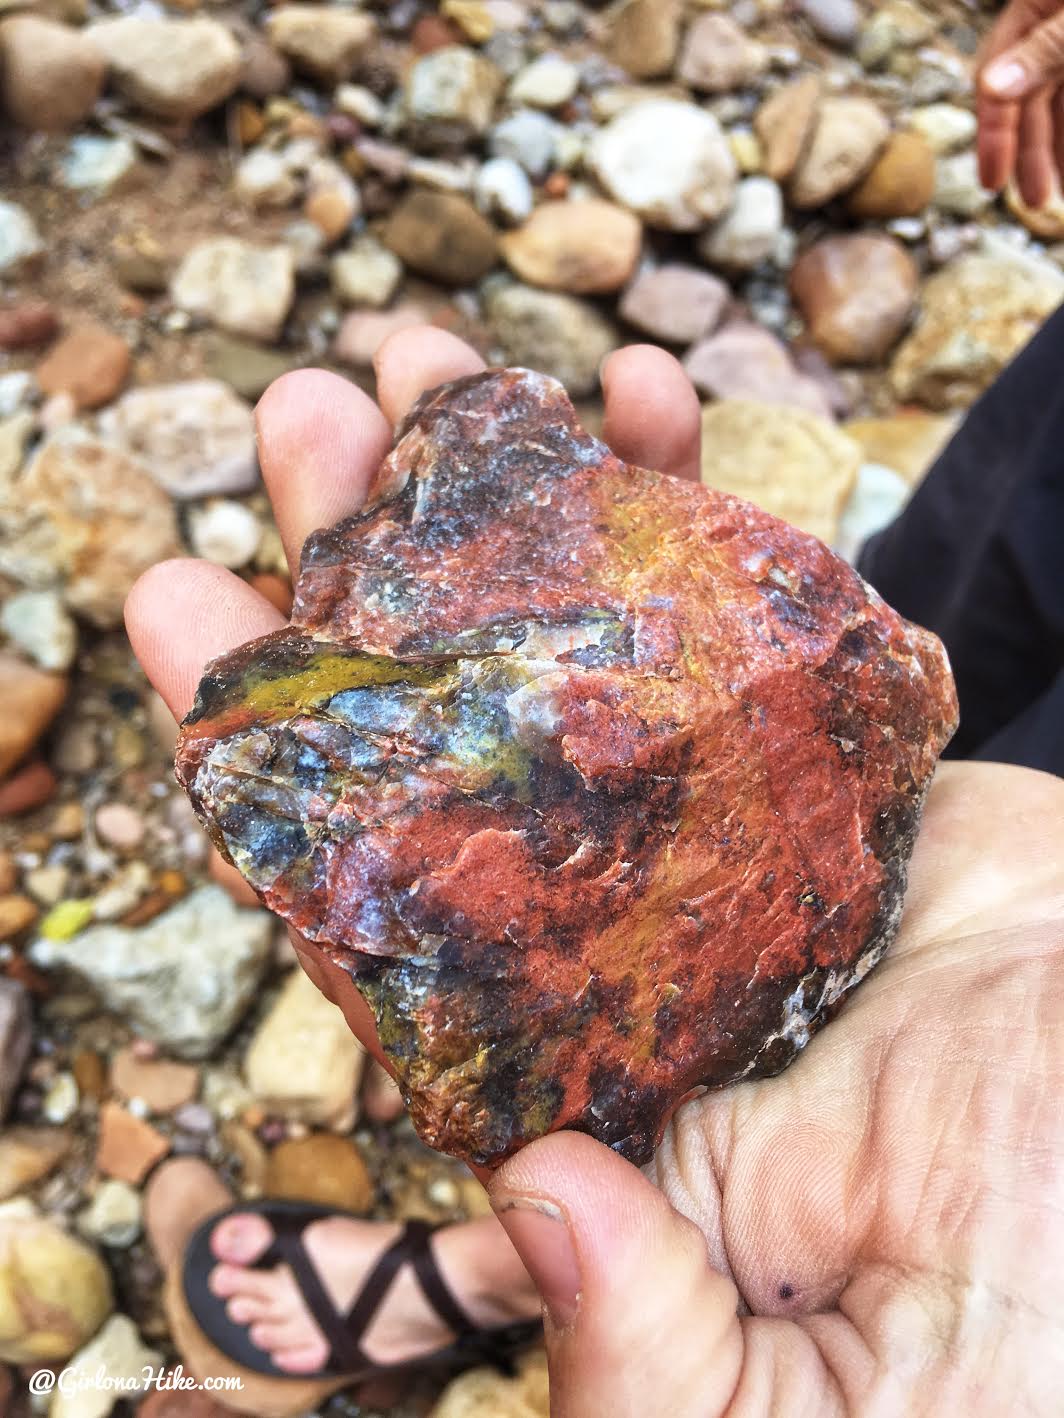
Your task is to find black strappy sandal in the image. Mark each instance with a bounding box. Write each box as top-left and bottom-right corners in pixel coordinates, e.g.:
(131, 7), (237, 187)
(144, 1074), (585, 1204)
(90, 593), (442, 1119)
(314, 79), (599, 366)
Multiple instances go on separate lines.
(182, 1200), (543, 1382)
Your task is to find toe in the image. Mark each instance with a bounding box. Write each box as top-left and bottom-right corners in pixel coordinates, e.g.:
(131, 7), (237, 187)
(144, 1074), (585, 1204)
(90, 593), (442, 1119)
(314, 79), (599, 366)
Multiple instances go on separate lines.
(249, 1319), (310, 1354)
(225, 1295), (271, 1326)
(211, 1212), (274, 1265)
(209, 1263), (278, 1303)
(273, 1341), (331, 1375)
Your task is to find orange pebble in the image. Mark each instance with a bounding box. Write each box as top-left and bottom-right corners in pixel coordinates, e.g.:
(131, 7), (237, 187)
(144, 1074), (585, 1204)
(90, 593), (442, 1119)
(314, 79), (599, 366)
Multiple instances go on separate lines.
(0, 761), (58, 817)
(543, 172), (569, 198)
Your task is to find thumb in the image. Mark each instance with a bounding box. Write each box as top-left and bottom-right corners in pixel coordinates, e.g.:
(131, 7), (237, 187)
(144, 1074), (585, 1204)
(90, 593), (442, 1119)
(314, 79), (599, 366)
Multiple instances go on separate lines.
(982, 10), (1064, 98)
(488, 1132), (743, 1418)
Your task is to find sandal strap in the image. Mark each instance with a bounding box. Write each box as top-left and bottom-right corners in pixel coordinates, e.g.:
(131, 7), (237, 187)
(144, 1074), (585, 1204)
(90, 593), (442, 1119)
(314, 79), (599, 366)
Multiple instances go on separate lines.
(260, 1214), (369, 1373)
(403, 1220), (478, 1337)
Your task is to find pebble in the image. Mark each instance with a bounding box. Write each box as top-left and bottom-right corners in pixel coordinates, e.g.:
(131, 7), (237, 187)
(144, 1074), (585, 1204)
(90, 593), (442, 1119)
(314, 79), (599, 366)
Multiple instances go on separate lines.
(35, 322), (131, 412)
(0, 589), (77, 671)
(32, 885), (274, 1058)
(701, 399), (862, 545)
(501, 198), (642, 294)
(442, 0), (494, 43)
(303, 159), (361, 244)
(171, 237), (295, 343)
(789, 96), (889, 208)
(0, 15), (104, 132)
(0, 652), (68, 781)
(434, 1349), (548, 1418)
(42, 1070), (79, 1124)
(798, 0), (861, 48)
(0, 199), (43, 275)
(335, 82), (385, 127)
(933, 151), (995, 217)
(245, 967), (365, 1128)
(0, 408), (33, 481)
(485, 280), (619, 396)
(111, 230), (168, 294)
(92, 860), (152, 921)
(684, 322), (833, 417)
(204, 337), (293, 402)
(53, 1314), (161, 1417)
(87, 16), (241, 121)
(95, 1101), (171, 1184)
(607, 0), (681, 80)
(678, 13), (767, 93)
(234, 148), (300, 210)
(0, 760), (59, 816)
(619, 264), (729, 344)
(0, 1125), (70, 1201)
(790, 233), (918, 364)
(0, 371), (36, 418)
(907, 103), (977, 155)
(267, 4), (376, 84)
(58, 134), (138, 195)
(265, 1133), (375, 1211)
(188, 499), (262, 569)
(0, 894), (38, 939)
(94, 802), (146, 851)
(834, 461), (912, 562)
(25, 862), (70, 905)
(755, 75), (822, 183)
(489, 108), (559, 178)
(77, 1178), (143, 1248)
(384, 189), (497, 284)
(474, 155), (534, 224)
(240, 32), (291, 100)
(847, 130), (936, 218)
(0, 980), (31, 1120)
(891, 251), (1064, 408)
(405, 44), (502, 149)
(333, 303), (432, 367)
(508, 53), (579, 108)
(0, 1198), (114, 1363)
(112, 1045), (199, 1114)
(590, 99), (737, 231)
(699, 175), (783, 271)
(331, 233), (403, 307)
(0, 431), (180, 627)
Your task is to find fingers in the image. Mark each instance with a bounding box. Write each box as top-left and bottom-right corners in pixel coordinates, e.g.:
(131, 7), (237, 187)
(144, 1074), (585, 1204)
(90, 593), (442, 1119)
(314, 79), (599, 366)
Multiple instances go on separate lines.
(125, 559), (285, 721)
(256, 370), (393, 573)
(601, 345), (703, 483)
(982, 6), (1064, 101)
(373, 325), (486, 426)
(489, 1131), (743, 1417)
(1016, 87), (1056, 206)
(977, 92), (1020, 191)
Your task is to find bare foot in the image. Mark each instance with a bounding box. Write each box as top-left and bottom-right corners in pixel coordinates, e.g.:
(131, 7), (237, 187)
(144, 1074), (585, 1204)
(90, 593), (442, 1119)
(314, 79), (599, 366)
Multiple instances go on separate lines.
(207, 1209), (540, 1375)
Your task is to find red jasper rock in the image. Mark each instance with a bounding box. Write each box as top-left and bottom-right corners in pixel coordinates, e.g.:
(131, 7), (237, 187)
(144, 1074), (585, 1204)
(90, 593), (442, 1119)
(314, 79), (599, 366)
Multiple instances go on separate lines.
(176, 369), (957, 1167)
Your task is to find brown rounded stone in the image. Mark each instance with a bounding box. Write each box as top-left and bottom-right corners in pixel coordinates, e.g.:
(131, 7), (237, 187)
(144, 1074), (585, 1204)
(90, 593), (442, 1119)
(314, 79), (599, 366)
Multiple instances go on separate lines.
(0, 300), (58, 351)
(501, 199), (642, 295)
(0, 15), (105, 132)
(607, 0), (680, 80)
(755, 75), (821, 182)
(383, 190), (497, 285)
(265, 1134), (374, 1212)
(0, 761), (58, 816)
(0, 657), (67, 782)
(0, 895), (37, 939)
(847, 130), (936, 218)
(111, 1046), (199, 1114)
(790, 233), (918, 365)
(35, 323), (131, 411)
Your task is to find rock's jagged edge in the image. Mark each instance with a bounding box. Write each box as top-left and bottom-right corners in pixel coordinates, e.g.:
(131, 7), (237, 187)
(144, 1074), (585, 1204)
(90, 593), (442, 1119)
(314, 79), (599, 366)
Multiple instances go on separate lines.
(176, 367), (958, 1169)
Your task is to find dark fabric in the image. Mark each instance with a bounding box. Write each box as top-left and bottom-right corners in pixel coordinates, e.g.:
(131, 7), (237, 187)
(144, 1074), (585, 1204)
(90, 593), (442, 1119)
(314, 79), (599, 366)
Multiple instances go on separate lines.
(858, 302), (1064, 776)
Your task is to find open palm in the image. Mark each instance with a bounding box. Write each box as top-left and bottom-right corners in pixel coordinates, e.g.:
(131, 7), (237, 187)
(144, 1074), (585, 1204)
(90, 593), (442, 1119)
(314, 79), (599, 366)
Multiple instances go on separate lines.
(127, 330), (1064, 1417)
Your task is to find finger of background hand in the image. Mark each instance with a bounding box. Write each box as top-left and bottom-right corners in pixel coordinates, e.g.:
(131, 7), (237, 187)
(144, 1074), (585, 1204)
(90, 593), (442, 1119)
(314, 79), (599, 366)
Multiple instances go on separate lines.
(977, 93), (1021, 190)
(1053, 84), (1064, 188)
(255, 369), (393, 572)
(1017, 87), (1056, 206)
(982, 6), (1064, 101)
(125, 559), (284, 720)
(374, 325), (486, 427)
(601, 345), (703, 483)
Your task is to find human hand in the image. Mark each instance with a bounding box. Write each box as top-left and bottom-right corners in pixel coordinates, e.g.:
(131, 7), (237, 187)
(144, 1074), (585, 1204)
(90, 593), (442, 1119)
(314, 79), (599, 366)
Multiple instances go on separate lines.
(978, 0), (1064, 206)
(488, 760), (1064, 1416)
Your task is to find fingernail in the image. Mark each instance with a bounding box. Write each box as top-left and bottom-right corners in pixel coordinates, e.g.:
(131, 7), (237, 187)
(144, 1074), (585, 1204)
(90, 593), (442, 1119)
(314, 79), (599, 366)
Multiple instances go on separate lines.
(494, 1198), (581, 1327)
(984, 59), (1027, 97)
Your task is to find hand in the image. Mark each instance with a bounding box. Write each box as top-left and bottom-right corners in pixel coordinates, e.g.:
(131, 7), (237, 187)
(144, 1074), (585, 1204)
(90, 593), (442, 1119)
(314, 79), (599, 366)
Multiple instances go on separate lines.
(978, 0), (1064, 206)
(127, 332), (1064, 1416)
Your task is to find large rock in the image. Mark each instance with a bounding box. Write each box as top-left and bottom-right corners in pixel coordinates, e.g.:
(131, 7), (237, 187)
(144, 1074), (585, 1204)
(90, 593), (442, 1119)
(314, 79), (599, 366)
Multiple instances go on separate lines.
(619, 264), (728, 345)
(891, 253), (1064, 408)
(683, 323), (833, 417)
(788, 97), (889, 209)
(701, 399), (862, 545)
(245, 967), (365, 1127)
(677, 13), (767, 93)
(484, 281), (619, 395)
(589, 99), (736, 231)
(606, 0), (680, 80)
(29, 885), (273, 1058)
(500, 199), (641, 294)
(99, 381), (258, 499)
(0, 432), (180, 629)
(0, 1198), (113, 1364)
(384, 190), (497, 285)
(0, 15), (105, 131)
(0, 979), (31, 1120)
(790, 234), (918, 364)
(0, 653), (67, 781)
(173, 368), (956, 1168)
(171, 237), (295, 342)
(266, 5), (375, 84)
(88, 16), (241, 121)
(405, 44), (501, 150)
